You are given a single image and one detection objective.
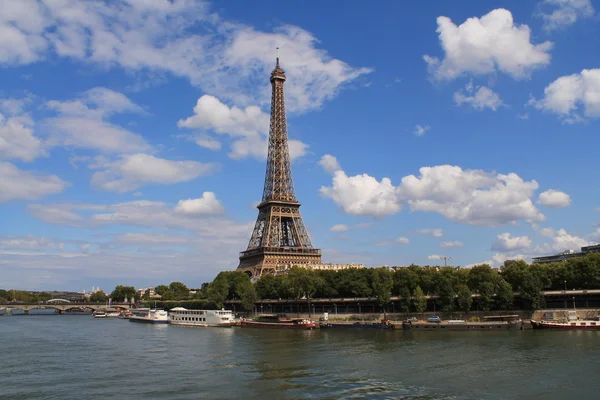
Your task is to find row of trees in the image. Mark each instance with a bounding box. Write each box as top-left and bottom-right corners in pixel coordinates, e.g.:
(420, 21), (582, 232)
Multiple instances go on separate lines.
(0, 290), (53, 303)
(201, 253), (600, 312)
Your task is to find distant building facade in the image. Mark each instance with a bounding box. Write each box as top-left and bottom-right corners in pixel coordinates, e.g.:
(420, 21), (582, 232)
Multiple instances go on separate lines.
(274, 263), (365, 274)
(532, 244), (600, 264)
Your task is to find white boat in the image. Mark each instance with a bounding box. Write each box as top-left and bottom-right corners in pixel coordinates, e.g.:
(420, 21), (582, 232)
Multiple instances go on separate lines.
(129, 308), (168, 324)
(93, 310), (106, 318)
(169, 307), (234, 327)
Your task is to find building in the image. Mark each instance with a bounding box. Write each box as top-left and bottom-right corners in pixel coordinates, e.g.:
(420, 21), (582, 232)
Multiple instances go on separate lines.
(532, 244), (600, 264)
(274, 263), (365, 274)
(237, 57), (322, 278)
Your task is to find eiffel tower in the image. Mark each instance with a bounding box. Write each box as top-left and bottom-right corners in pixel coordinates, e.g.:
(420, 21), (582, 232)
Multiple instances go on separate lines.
(237, 56), (322, 278)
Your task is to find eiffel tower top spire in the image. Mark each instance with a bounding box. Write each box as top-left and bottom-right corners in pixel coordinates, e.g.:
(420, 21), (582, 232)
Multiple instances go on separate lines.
(262, 55), (296, 203)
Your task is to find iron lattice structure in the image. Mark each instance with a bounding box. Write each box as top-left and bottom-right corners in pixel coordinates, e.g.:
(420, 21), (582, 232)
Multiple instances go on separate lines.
(237, 58), (321, 278)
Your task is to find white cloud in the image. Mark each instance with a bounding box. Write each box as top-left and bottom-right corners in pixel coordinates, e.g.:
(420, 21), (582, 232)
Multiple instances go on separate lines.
(89, 153), (216, 193)
(319, 154), (342, 174)
(174, 192), (225, 216)
(453, 82), (504, 111)
(539, 0), (595, 32)
(0, 235), (64, 251)
(27, 204), (84, 226)
(417, 228), (444, 237)
(375, 236), (410, 246)
(320, 156), (546, 226)
(0, 111), (43, 162)
(16, 198), (255, 287)
(589, 228), (600, 242)
(398, 165), (545, 226)
(529, 69), (600, 123)
(0, 162), (67, 202)
(195, 135), (222, 151)
(43, 87), (150, 153)
(319, 156), (400, 218)
(178, 95), (308, 161)
(538, 189), (572, 208)
(534, 227), (589, 254)
(395, 237), (410, 244)
(428, 255), (446, 261)
(115, 232), (193, 246)
(0, 1), (370, 114)
(330, 224), (350, 232)
(491, 233), (533, 252)
(441, 241), (464, 248)
(414, 124), (430, 136)
(424, 8), (552, 80)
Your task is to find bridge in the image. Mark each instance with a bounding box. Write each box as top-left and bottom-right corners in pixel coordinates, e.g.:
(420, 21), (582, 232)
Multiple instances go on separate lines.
(0, 303), (133, 314)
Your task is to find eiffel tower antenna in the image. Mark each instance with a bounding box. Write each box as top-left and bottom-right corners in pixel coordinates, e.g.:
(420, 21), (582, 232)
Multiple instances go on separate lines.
(237, 55), (321, 278)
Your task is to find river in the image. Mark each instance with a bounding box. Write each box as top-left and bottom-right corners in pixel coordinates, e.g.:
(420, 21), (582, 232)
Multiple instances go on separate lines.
(1, 316), (599, 399)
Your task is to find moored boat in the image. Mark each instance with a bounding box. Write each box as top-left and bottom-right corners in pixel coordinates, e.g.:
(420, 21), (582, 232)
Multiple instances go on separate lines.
(402, 315), (523, 330)
(129, 308), (168, 324)
(169, 307), (234, 327)
(530, 319), (600, 330)
(241, 314), (316, 329)
(319, 319), (394, 329)
(92, 310), (106, 318)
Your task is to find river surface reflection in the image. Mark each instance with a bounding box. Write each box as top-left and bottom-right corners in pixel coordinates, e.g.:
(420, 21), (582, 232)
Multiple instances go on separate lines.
(2, 316), (599, 399)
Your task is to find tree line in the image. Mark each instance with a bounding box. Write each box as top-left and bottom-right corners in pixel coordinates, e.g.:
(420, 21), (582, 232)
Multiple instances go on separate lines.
(203, 253), (600, 311)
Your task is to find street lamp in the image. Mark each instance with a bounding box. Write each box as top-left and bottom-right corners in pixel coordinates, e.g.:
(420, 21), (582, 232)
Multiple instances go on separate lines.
(564, 280), (567, 291)
(573, 296), (576, 310)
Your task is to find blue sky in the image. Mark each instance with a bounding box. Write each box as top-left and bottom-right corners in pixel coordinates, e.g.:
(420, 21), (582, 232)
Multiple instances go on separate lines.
(1, 0), (599, 291)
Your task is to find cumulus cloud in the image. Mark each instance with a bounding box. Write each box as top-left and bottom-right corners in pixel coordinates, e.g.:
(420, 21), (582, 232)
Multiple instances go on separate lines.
(330, 224), (350, 232)
(0, 1), (370, 114)
(178, 95), (308, 160)
(89, 153), (217, 193)
(414, 124), (430, 136)
(441, 241), (464, 248)
(453, 81), (504, 111)
(319, 154), (342, 174)
(43, 87), (150, 153)
(417, 228), (444, 237)
(0, 162), (67, 202)
(319, 155), (546, 226)
(538, 0), (595, 32)
(0, 109), (43, 162)
(534, 227), (589, 254)
(174, 192), (225, 216)
(491, 233), (533, 252)
(376, 236), (410, 246)
(529, 69), (600, 123)
(398, 165), (545, 226)
(424, 8), (552, 81)
(538, 189), (572, 208)
(319, 155), (400, 218)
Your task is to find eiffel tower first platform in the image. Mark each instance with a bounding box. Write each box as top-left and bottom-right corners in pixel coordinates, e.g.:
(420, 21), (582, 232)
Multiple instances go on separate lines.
(237, 57), (322, 278)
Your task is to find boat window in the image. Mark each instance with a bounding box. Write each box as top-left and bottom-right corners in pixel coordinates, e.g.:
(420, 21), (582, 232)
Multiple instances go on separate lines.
(571, 323), (576, 326)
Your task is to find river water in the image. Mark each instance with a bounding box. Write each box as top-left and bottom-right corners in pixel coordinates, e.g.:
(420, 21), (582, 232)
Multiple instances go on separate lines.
(1, 316), (599, 399)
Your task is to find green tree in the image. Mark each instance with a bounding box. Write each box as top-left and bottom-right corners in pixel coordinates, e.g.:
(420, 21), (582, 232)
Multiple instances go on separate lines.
(413, 285), (427, 314)
(437, 277), (455, 312)
(398, 286), (411, 312)
(495, 279), (514, 310)
(207, 277), (229, 309)
(478, 281), (495, 311)
(110, 285), (136, 302)
(90, 290), (107, 303)
(370, 268), (393, 310)
(256, 275), (280, 299)
(169, 282), (189, 300)
(239, 280), (257, 311)
(456, 284), (472, 313)
(468, 264), (499, 292)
